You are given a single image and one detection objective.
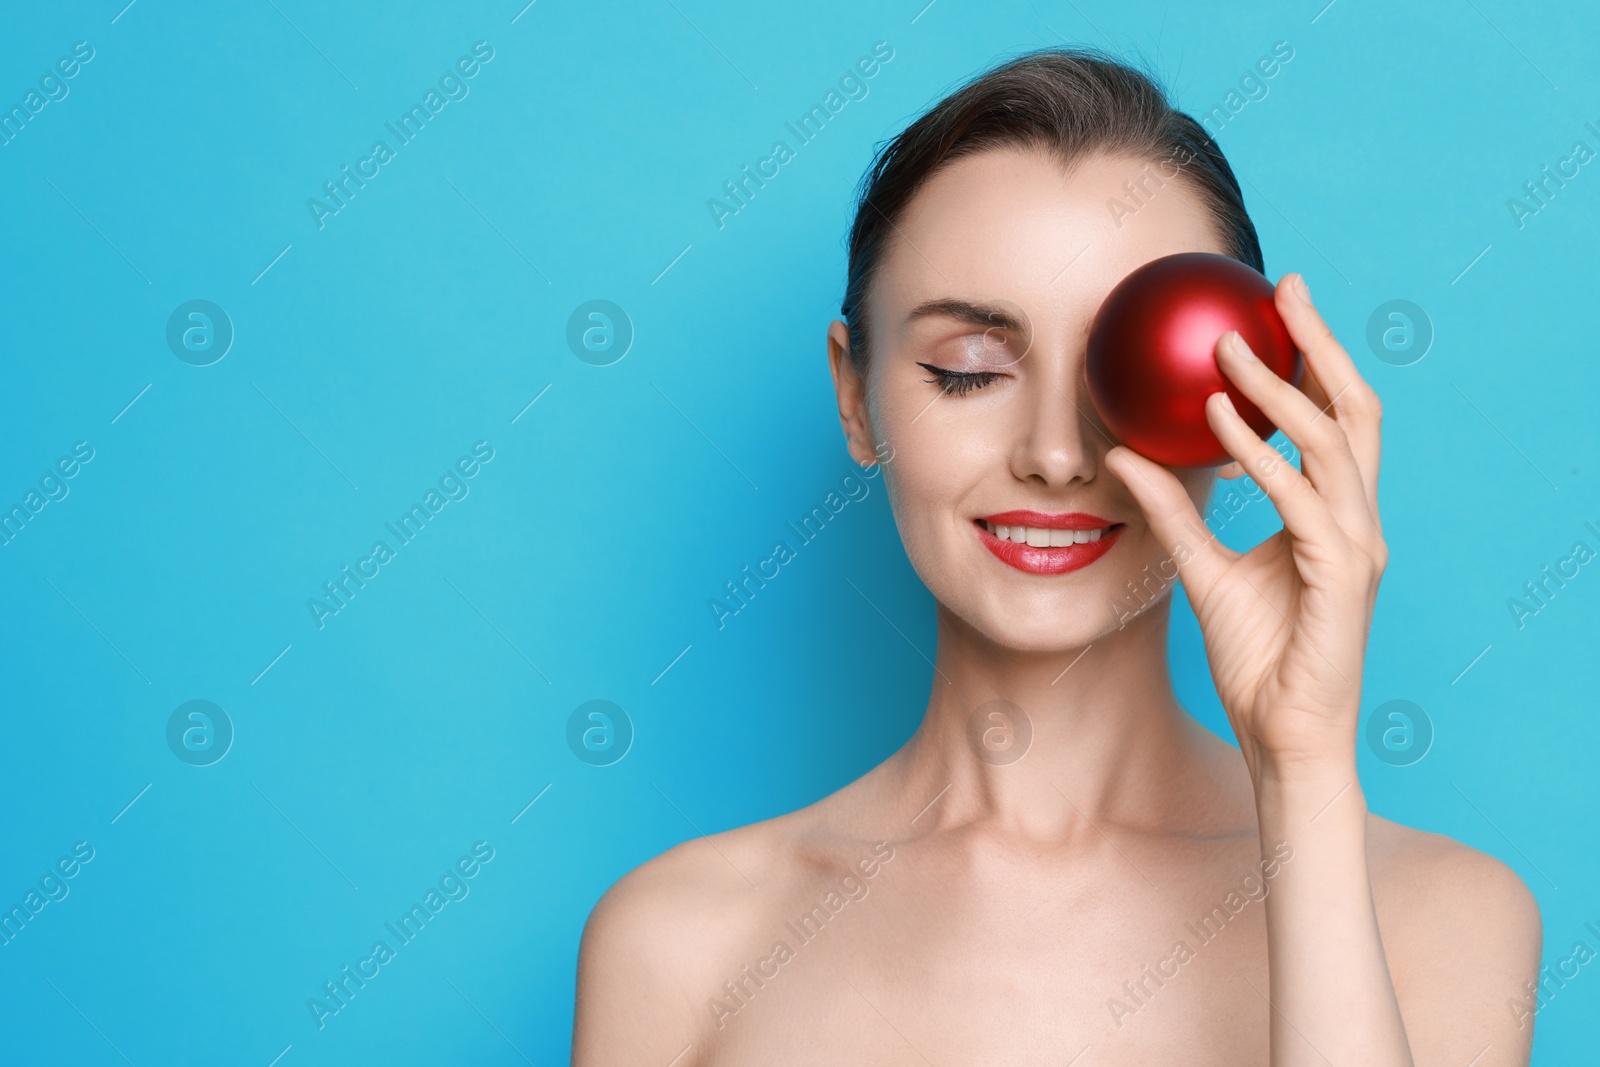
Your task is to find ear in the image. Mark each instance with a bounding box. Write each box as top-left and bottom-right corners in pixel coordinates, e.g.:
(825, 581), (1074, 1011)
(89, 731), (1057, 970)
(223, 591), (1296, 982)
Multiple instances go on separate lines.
(827, 319), (879, 469)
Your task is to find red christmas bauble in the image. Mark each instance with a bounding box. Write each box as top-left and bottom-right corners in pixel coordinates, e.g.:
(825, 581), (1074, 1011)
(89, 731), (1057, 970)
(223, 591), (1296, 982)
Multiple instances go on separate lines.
(1085, 252), (1302, 468)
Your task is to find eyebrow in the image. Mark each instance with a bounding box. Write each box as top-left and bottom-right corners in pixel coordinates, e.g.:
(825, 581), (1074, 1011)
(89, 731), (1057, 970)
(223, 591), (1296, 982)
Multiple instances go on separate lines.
(904, 298), (1026, 334)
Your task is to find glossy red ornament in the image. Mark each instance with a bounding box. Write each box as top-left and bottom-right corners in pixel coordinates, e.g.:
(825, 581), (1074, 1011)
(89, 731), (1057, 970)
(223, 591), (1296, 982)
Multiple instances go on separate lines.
(1085, 252), (1302, 468)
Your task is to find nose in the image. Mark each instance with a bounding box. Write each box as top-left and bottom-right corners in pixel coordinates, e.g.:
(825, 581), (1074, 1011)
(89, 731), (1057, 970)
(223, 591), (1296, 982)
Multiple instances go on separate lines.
(1008, 340), (1106, 488)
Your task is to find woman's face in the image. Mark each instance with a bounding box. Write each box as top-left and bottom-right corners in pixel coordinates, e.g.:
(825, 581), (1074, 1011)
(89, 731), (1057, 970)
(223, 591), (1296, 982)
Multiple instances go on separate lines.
(828, 146), (1228, 652)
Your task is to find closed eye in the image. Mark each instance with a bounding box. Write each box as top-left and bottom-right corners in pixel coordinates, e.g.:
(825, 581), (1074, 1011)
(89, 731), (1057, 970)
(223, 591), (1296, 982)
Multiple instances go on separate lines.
(917, 361), (1002, 398)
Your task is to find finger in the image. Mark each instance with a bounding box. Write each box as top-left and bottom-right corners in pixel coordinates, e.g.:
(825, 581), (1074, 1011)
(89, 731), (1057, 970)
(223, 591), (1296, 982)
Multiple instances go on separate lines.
(1216, 330), (1374, 540)
(1205, 389), (1346, 559)
(1103, 445), (1235, 603)
(1217, 460), (1246, 480)
(1295, 351), (1332, 414)
(1274, 274), (1383, 514)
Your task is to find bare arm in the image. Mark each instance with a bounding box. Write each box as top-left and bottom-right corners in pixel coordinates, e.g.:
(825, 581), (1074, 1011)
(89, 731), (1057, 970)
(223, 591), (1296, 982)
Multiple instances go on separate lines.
(1252, 770), (1544, 1065)
(1107, 272), (1540, 1064)
(1253, 764), (1408, 1064)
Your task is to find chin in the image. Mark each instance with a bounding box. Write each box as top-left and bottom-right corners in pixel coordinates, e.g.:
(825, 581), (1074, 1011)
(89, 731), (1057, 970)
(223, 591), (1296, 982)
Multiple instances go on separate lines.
(936, 578), (1126, 653)
(983, 617), (1110, 653)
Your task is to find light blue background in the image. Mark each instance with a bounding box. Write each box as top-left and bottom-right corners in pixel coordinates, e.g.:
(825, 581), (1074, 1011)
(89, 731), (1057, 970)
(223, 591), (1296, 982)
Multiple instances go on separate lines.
(2, 1), (1596, 1063)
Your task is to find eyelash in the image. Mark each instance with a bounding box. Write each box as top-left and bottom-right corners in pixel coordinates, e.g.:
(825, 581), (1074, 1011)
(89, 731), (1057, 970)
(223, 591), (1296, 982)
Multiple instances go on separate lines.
(917, 361), (1002, 398)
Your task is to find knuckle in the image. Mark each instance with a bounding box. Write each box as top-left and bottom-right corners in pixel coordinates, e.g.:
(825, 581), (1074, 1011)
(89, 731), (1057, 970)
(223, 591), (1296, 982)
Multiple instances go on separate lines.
(1326, 530), (1358, 568)
(1312, 327), (1350, 361)
(1351, 531), (1388, 577)
(1352, 383), (1383, 421)
(1309, 415), (1352, 456)
(1308, 316), (1343, 353)
(1251, 449), (1282, 479)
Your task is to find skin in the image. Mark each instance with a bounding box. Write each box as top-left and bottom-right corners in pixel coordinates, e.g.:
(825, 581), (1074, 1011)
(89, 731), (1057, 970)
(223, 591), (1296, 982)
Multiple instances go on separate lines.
(572, 147), (1543, 1065)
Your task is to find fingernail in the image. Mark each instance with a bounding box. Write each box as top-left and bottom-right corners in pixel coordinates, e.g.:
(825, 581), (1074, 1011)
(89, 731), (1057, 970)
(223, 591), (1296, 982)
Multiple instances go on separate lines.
(1216, 390), (1237, 414)
(1228, 331), (1259, 362)
(1292, 273), (1311, 303)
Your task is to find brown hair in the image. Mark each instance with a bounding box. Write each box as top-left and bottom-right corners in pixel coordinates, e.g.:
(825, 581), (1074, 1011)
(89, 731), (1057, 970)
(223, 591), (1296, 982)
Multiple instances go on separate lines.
(839, 46), (1263, 370)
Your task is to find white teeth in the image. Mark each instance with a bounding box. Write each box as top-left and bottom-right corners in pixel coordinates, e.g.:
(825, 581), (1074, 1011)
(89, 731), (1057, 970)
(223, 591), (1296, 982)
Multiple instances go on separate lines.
(986, 522), (1110, 546)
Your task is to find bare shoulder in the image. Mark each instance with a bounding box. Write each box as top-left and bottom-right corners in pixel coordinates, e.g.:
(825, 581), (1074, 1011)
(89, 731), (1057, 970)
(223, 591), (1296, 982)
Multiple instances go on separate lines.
(1366, 812), (1542, 950)
(1365, 812), (1544, 1062)
(572, 817), (783, 1065)
(571, 798), (863, 1066)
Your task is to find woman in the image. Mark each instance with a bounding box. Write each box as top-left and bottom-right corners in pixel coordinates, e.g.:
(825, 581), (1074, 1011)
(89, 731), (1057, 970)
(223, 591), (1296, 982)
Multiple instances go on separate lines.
(573, 48), (1541, 1065)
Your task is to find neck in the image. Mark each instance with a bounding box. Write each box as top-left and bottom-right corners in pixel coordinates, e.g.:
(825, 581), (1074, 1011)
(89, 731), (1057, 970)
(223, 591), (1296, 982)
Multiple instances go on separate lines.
(881, 594), (1247, 841)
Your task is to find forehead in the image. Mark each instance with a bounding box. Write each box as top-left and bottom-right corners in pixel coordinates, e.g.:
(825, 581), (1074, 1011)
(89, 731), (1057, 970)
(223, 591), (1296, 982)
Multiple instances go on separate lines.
(872, 146), (1232, 333)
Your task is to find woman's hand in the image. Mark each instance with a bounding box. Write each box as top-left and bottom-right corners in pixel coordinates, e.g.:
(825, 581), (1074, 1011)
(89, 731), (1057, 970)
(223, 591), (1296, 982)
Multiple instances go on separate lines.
(1103, 272), (1387, 781)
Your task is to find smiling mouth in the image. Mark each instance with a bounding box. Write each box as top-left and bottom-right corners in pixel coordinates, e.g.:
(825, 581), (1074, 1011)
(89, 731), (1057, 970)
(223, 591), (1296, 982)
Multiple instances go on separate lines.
(972, 518), (1125, 575)
(975, 518), (1121, 547)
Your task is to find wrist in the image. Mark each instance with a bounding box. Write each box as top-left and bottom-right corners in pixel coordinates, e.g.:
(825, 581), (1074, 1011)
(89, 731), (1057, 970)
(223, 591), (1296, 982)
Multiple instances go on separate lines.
(1238, 726), (1358, 787)
(1251, 757), (1367, 825)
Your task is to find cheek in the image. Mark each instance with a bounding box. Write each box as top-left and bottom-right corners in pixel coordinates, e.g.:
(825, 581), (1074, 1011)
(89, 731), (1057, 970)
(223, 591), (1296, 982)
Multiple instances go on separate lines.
(875, 416), (981, 559)
(880, 406), (991, 515)
(879, 453), (945, 556)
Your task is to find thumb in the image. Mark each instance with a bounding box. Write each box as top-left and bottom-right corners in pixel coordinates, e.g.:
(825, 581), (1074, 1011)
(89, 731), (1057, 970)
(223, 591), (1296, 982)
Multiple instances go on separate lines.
(1102, 445), (1232, 603)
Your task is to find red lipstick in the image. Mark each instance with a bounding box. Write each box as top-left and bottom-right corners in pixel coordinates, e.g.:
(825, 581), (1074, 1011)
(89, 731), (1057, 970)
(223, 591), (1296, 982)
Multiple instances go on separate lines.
(974, 510), (1122, 575)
